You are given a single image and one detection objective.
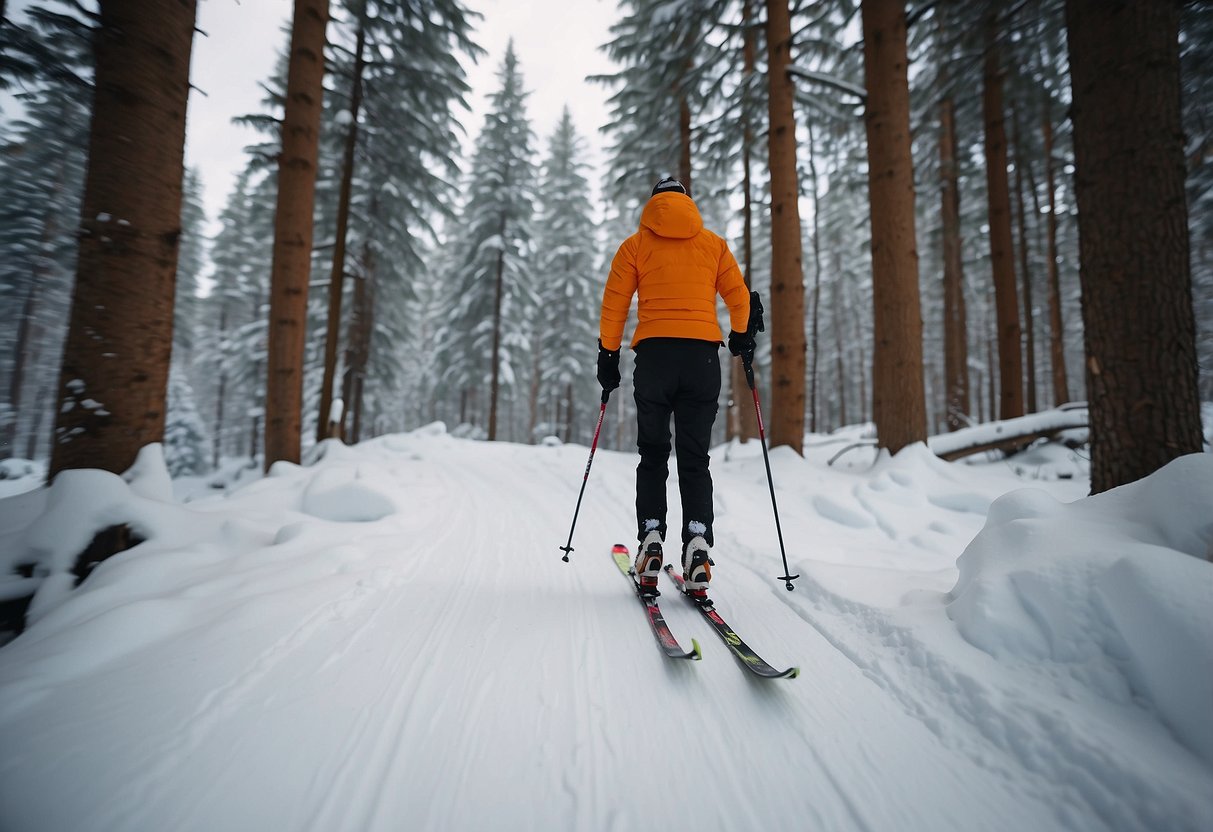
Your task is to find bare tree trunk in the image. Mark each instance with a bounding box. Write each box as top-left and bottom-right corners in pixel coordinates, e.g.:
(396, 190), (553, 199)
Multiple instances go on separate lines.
(49, 0), (197, 481)
(806, 120), (823, 435)
(834, 288), (847, 427)
(679, 93), (692, 192)
(1042, 101), (1070, 406)
(861, 0), (927, 453)
(23, 384), (47, 460)
(264, 0), (329, 469)
(527, 333), (541, 443)
(4, 286), (37, 459)
(1065, 0), (1203, 493)
(212, 303), (229, 469)
(488, 216), (506, 441)
(765, 0), (807, 453)
(317, 3), (366, 444)
(729, 0), (760, 444)
(940, 93), (970, 431)
(1011, 105), (1038, 414)
(982, 13), (1024, 421)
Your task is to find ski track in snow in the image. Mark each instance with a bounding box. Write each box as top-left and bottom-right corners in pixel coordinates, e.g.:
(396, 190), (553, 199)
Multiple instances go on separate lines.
(0, 434), (1208, 831)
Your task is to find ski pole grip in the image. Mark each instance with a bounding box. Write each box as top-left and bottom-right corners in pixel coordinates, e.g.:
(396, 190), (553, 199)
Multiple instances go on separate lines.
(743, 358), (755, 390)
(601, 389), (610, 405)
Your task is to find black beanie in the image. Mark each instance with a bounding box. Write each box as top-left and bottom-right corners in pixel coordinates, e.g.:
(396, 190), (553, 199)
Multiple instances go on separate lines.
(651, 177), (688, 197)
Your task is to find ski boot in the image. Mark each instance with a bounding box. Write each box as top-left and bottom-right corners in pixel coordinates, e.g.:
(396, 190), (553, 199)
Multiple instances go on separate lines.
(682, 536), (713, 605)
(634, 530), (663, 597)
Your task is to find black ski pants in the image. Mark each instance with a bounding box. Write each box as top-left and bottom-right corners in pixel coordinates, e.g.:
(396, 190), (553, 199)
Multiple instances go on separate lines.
(633, 337), (721, 550)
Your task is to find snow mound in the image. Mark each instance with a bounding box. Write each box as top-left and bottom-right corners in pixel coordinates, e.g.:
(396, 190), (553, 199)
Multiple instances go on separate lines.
(299, 466), (396, 523)
(948, 453), (1213, 763)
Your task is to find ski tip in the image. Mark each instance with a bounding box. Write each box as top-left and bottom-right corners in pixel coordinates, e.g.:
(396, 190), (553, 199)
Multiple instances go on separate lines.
(691, 638), (702, 661)
(612, 543), (630, 553)
(785, 667), (800, 679)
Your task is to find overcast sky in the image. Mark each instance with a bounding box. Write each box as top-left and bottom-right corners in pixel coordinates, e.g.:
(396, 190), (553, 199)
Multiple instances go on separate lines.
(187, 0), (620, 234)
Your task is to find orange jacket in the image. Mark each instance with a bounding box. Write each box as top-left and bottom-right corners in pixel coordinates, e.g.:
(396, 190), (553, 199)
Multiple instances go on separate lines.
(599, 192), (749, 351)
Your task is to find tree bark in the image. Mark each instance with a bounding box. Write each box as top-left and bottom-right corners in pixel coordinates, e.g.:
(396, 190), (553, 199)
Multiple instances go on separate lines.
(982, 13), (1024, 421)
(806, 120), (823, 435)
(861, 0), (927, 454)
(212, 303), (229, 469)
(940, 93), (969, 431)
(729, 0), (760, 444)
(262, 0), (327, 470)
(49, 0), (197, 481)
(1042, 102), (1070, 406)
(317, 3), (366, 444)
(765, 0), (807, 453)
(1065, 0), (1203, 493)
(1011, 105), (1038, 413)
(265, 0), (329, 469)
(488, 214), (507, 441)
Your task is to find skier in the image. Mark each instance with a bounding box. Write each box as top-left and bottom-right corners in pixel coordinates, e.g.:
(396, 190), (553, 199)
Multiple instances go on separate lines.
(596, 176), (754, 601)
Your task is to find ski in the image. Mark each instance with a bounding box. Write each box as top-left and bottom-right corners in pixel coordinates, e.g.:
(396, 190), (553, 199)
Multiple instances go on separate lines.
(663, 565), (799, 679)
(612, 544), (701, 661)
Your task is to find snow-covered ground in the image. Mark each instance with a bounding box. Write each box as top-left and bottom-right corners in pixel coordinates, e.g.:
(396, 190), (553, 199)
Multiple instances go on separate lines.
(0, 424), (1210, 832)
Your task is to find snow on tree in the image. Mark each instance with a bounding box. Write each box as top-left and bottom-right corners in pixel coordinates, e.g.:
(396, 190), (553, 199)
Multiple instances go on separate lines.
(164, 365), (212, 477)
(532, 108), (599, 443)
(433, 42), (539, 442)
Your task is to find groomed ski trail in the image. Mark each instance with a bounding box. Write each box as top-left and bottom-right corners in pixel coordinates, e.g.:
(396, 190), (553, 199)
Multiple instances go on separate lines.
(0, 431), (1200, 832)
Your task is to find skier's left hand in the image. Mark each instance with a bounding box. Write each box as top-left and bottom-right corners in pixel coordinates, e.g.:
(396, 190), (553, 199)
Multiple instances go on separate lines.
(728, 330), (756, 365)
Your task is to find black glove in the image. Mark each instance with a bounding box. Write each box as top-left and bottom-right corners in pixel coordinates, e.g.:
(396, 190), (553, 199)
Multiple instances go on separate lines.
(747, 290), (765, 335)
(728, 329), (756, 365)
(596, 340), (621, 392)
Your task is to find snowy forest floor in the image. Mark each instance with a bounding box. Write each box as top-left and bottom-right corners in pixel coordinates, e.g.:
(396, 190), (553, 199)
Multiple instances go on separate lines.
(0, 423), (1210, 832)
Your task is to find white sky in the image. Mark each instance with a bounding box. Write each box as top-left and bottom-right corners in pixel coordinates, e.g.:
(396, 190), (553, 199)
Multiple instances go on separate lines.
(187, 0), (620, 234)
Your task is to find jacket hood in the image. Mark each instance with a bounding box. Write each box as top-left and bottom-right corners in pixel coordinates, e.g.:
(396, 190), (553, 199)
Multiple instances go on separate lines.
(639, 192), (703, 239)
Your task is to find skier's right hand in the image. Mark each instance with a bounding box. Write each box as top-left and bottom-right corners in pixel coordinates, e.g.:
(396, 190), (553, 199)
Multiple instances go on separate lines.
(596, 340), (621, 393)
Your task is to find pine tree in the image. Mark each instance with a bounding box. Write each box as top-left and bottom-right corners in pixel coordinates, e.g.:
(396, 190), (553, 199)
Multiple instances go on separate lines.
(196, 167), (276, 467)
(0, 3), (92, 461)
(264, 0), (330, 469)
(174, 167), (208, 365)
(164, 365), (212, 477)
(1065, 0), (1203, 492)
(50, 0), (198, 480)
(314, 0), (481, 442)
(533, 108), (599, 442)
(435, 43), (538, 442)
(765, 0), (807, 453)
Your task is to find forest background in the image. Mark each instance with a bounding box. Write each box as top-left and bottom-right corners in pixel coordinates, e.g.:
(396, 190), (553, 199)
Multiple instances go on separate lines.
(0, 0), (1209, 500)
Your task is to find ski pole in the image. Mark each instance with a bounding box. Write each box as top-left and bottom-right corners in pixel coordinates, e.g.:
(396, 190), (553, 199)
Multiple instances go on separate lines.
(743, 354), (798, 592)
(560, 389), (610, 562)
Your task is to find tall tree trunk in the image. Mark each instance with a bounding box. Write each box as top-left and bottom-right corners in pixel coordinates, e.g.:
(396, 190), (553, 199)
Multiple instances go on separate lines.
(488, 216), (507, 441)
(940, 93), (970, 431)
(1042, 101), (1070, 406)
(833, 286), (847, 427)
(806, 120), (823, 435)
(212, 303), (229, 469)
(982, 14), (1024, 421)
(678, 93), (692, 192)
(1065, 0), (1203, 493)
(861, 0), (927, 454)
(1011, 105), (1038, 413)
(730, 0), (760, 444)
(264, 0), (329, 469)
(563, 382), (574, 443)
(351, 273), (372, 443)
(4, 285), (37, 460)
(317, 4), (367, 444)
(765, 0), (807, 453)
(49, 0), (197, 481)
